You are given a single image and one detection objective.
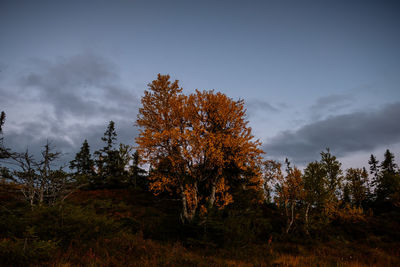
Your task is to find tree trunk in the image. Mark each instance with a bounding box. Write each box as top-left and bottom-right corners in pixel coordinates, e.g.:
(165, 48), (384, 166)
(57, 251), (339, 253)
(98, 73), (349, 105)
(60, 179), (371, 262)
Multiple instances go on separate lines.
(286, 202), (295, 234)
(179, 183), (198, 223)
(305, 203), (310, 235)
(208, 180), (217, 209)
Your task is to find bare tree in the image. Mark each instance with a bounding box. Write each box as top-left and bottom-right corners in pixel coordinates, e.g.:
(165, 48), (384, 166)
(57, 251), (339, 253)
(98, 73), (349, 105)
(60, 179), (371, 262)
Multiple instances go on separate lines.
(6, 141), (74, 207)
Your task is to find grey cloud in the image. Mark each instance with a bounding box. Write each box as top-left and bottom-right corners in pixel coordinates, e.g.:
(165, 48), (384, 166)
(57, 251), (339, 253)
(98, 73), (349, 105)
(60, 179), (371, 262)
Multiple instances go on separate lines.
(264, 102), (400, 164)
(19, 52), (138, 119)
(1, 53), (140, 165)
(246, 99), (280, 118)
(310, 93), (355, 120)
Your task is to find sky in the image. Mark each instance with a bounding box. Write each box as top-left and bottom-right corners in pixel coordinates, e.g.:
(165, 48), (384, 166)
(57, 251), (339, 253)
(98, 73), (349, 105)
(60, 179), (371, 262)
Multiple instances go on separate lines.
(1, 0), (400, 170)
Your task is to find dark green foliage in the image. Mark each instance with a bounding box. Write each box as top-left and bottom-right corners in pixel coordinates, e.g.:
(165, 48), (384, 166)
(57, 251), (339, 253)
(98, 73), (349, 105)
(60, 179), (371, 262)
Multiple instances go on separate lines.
(373, 150), (400, 207)
(70, 139), (94, 177)
(381, 149), (397, 174)
(343, 168), (369, 208)
(92, 121), (138, 189)
(128, 151), (147, 189)
(320, 148), (343, 199)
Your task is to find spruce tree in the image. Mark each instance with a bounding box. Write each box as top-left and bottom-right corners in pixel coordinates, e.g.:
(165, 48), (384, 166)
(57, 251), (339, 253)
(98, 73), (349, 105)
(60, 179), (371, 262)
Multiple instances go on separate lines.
(381, 149), (397, 174)
(70, 139), (94, 176)
(0, 111), (5, 134)
(94, 121), (123, 187)
(129, 151), (147, 188)
(368, 154), (380, 187)
(376, 149), (399, 203)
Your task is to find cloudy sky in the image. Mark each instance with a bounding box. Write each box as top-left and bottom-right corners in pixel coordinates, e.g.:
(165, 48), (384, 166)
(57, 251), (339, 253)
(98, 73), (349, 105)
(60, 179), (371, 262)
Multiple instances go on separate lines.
(1, 0), (399, 169)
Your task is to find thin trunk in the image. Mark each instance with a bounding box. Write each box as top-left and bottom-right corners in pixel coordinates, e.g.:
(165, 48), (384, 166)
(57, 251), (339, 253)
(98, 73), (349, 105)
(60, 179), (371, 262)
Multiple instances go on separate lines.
(208, 180), (217, 209)
(179, 182), (198, 223)
(305, 203), (310, 235)
(286, 202), (295, 234)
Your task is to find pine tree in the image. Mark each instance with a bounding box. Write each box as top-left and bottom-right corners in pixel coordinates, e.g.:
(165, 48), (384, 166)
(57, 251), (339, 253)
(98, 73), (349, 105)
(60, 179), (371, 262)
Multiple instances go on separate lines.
(0, 111), (5, 134)
(375, 149), (400, 203)
(129, 151), (147, 188)
(343, 168), (368, 208)
(0, 111), (10, 161)
(94, 121), (125, 187)
(70, 139), (95, 177)
(368, 154), (380, 188)
(381, 149), (397, 174)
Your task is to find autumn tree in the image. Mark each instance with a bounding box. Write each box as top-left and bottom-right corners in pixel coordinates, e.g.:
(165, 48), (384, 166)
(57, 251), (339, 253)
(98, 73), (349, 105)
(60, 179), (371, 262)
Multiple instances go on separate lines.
(263, 160), (283, 203)
(274, 159), (304, 233)
(136, 74), (263, 223)
(186, 90), (264, 211)
(302, 161), (327, 234)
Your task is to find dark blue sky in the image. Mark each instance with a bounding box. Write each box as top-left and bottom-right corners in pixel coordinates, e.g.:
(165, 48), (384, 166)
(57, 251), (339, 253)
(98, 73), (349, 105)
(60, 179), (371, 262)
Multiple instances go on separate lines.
(1, 0), (399, 168)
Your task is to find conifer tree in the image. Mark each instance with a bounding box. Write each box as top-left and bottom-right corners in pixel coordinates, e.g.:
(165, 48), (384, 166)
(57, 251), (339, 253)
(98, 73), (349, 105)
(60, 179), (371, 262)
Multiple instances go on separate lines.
(70, 139), (94, 177)
(0, 111), (5, 134)
(368, 154), (380, 188)
(129, 150), (147, 188)
(343, 168), (369, 208)
(381, 149), (397, 174)
(375, 149), (400, 203)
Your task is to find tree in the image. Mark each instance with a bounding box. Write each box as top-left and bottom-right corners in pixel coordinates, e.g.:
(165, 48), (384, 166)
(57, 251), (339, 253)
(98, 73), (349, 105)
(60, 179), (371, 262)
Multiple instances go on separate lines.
(263, 160), (283, 203)
(0, 111), (5, 134)
(7, 141), (72, 207)
(302, 161), (327, 234)
(0, 111), (9, 160)
(320, 148), (343, 201)
(94, 121), (123, 187)
(129, 151), (147, 188)
(375, 149), (400, 204)
(136, 74), (263, 223)
(70, 139), (95, 183)
(368, 154), (380, 186)
(343, 168), (369, 208)
(381, 149), (397, 174)
(274, 159), (304, 233)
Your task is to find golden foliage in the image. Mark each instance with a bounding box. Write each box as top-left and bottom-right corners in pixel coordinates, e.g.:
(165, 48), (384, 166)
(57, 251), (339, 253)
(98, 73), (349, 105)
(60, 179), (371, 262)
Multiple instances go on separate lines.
(136, 75), (264, 220)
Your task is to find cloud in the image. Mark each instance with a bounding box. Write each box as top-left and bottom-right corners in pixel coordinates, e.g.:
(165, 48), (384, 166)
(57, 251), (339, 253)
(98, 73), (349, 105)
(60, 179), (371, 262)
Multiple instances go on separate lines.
(1, 53), (140, 163)
(246, 99), (280, 118)
(310, 93), (355, 120)
(263, 102), (400, 164)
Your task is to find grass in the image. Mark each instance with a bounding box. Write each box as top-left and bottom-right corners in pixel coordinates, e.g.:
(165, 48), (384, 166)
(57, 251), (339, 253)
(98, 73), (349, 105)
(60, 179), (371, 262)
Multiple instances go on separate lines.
(0, 186), (399, 266)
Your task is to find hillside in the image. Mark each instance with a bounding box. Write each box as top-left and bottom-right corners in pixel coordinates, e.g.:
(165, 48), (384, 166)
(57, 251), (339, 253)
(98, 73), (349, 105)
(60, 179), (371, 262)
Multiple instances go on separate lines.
(1, 184), (399, 266)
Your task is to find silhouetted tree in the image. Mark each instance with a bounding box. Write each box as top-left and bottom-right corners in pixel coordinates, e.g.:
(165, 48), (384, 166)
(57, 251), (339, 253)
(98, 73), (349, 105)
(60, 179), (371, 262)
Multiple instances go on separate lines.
(0, 111), (5, 134)
(70, 139), (95, 184)
(7, 141), (72, 206)
(94, 121), (121, 187)
(129, 150), (147, 188)
(368, 154), (380, 186)
(375, 149), (400, 204)
(343, 168), (369, 208)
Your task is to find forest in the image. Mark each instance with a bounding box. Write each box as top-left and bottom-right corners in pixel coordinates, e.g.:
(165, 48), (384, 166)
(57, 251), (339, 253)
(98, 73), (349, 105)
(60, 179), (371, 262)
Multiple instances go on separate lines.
(0, 74), (399, 266)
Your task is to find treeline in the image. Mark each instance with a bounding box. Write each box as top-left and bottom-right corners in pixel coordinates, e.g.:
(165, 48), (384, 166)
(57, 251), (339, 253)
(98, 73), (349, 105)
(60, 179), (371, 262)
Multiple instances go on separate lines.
(1, 75), (399, 230)
(0, 75), (400, 265)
